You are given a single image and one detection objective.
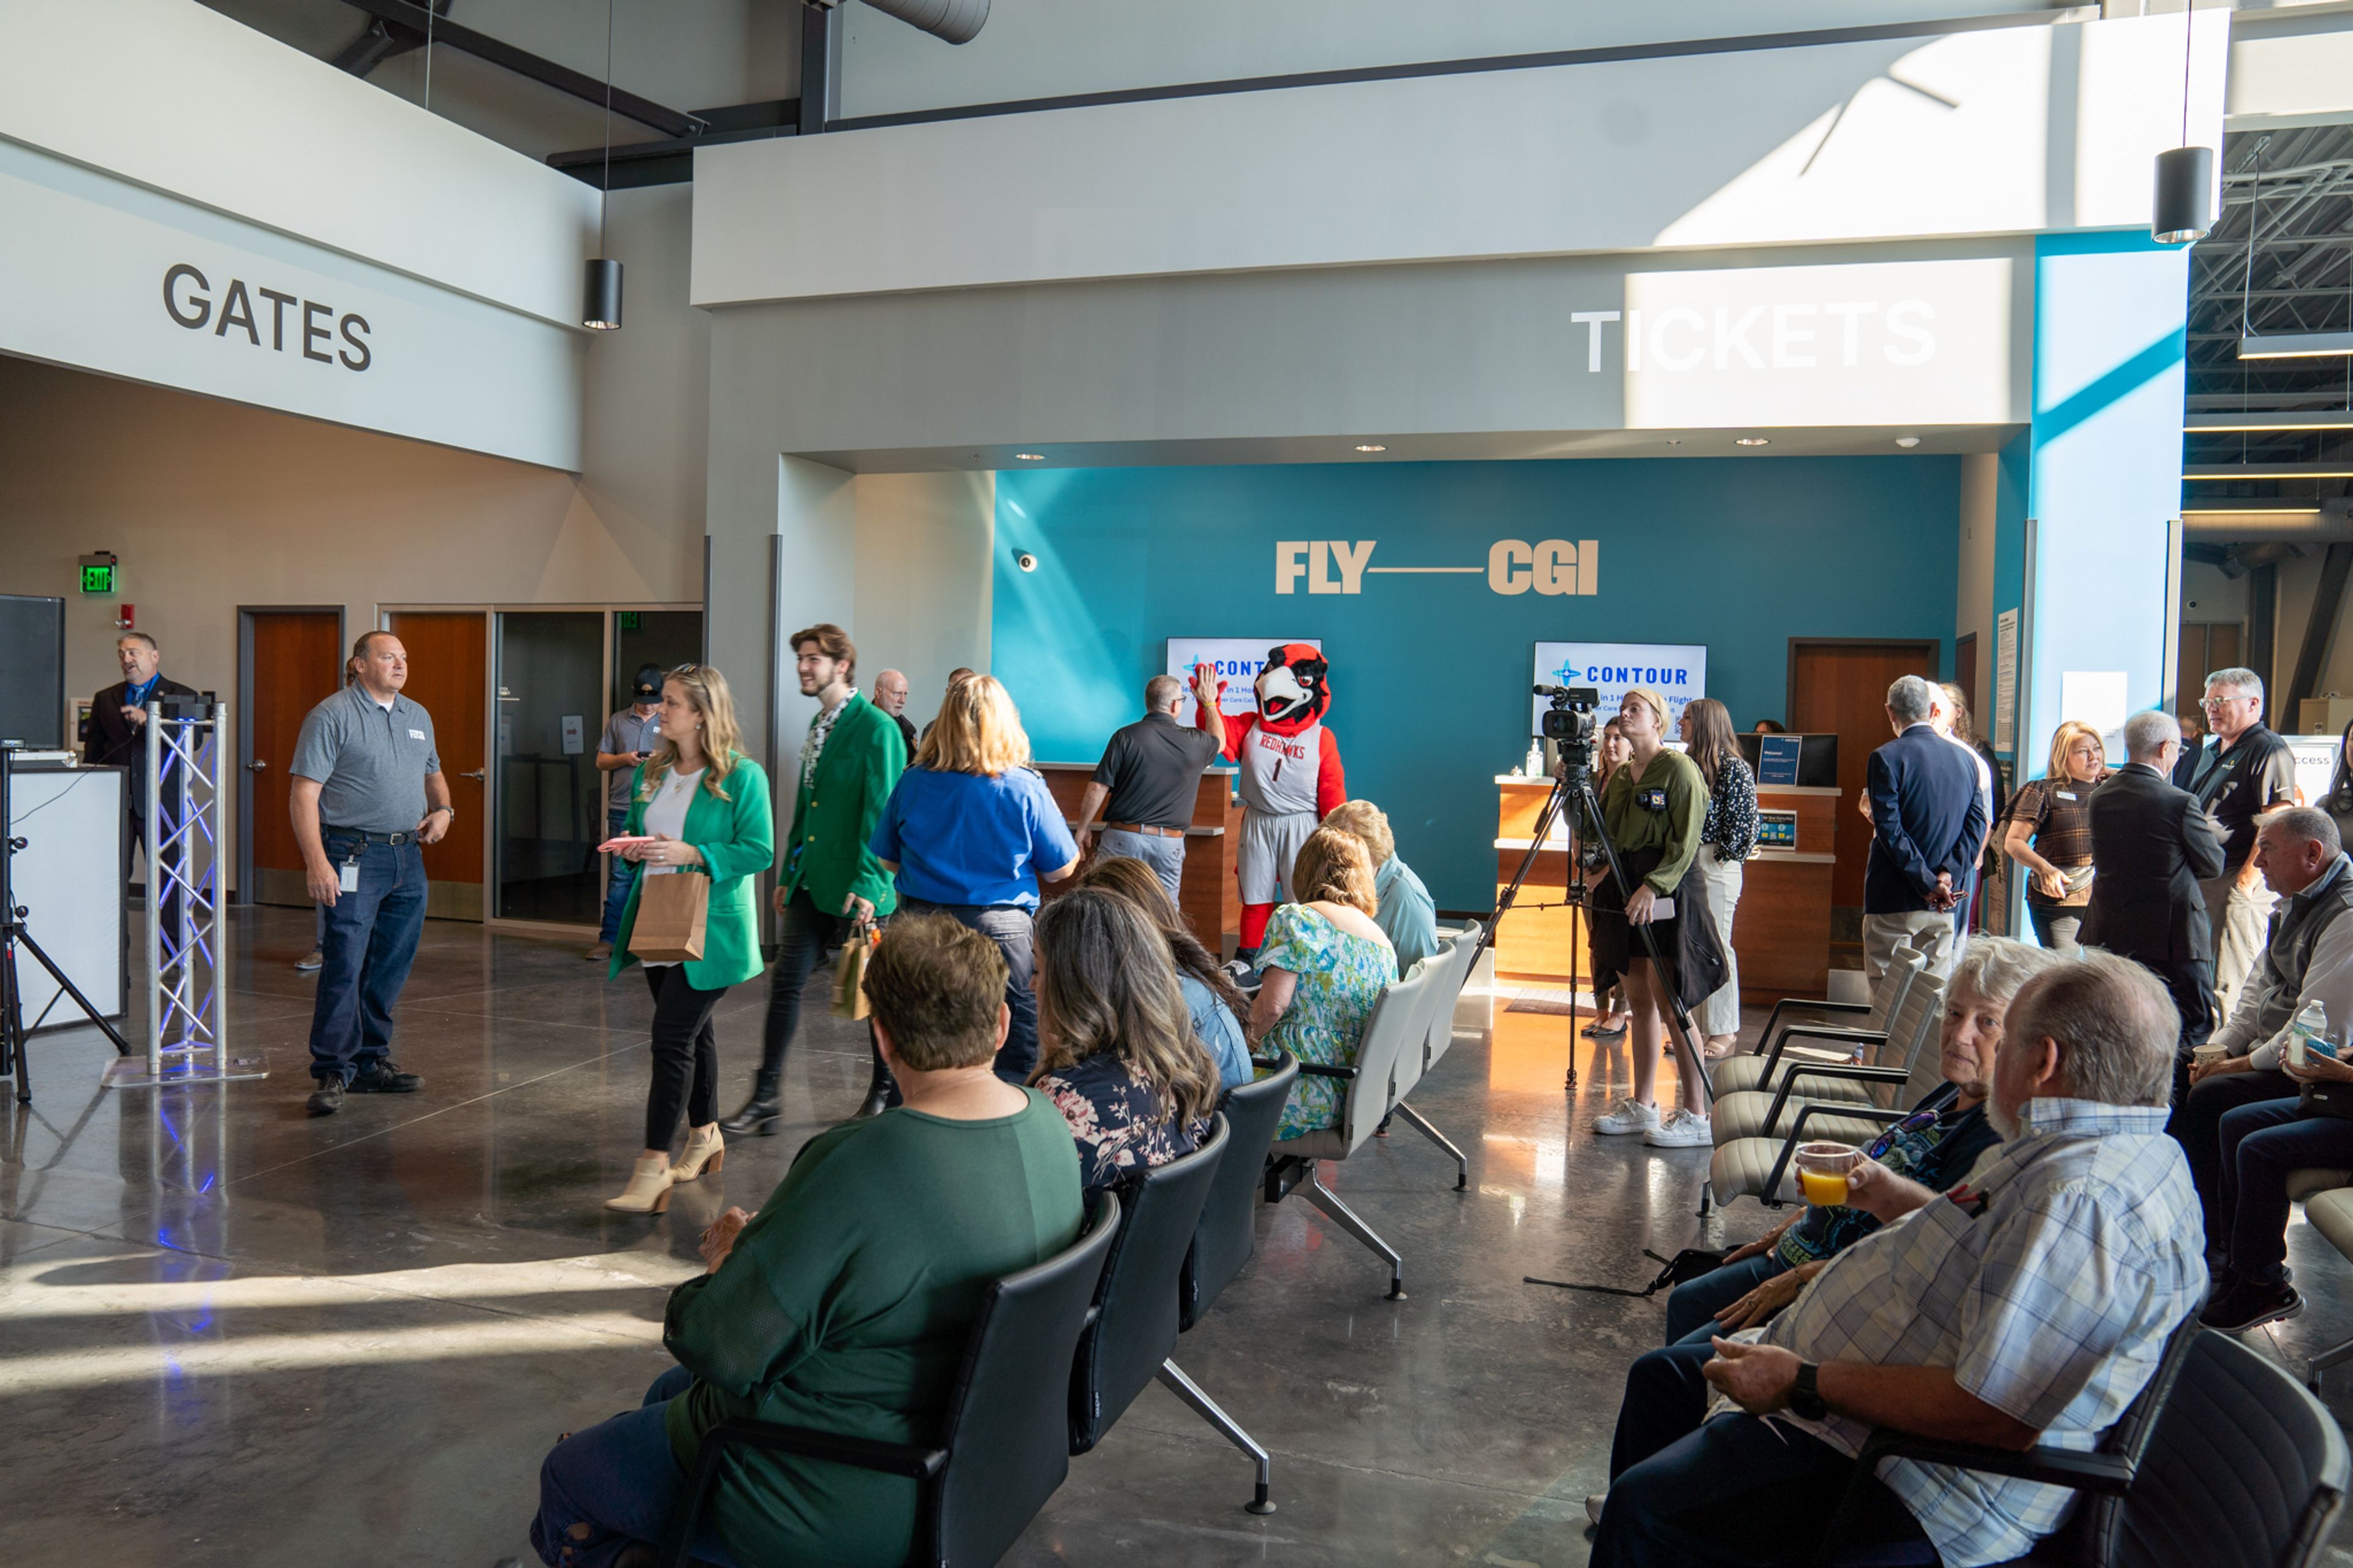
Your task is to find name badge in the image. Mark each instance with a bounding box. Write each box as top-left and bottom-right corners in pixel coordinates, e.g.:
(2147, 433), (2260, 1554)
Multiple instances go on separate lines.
(2056, 790), (2077, 801)
(338, 862), (360, 894)
(408, 729), (426, 740)
(1639, 787), (1668, 812)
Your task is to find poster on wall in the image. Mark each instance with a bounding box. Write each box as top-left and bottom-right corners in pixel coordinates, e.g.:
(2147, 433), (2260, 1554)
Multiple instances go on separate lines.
(1165, 638), (1323, 718)
(1531, 642), (1708, 737)
(1994, 608), (2018, 752)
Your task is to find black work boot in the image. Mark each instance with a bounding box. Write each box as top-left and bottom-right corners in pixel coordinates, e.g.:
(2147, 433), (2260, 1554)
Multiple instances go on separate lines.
(306, 1076), (344, 1116)
(720, 1074), (782, 1137)
(349, 1060), (423, 1094)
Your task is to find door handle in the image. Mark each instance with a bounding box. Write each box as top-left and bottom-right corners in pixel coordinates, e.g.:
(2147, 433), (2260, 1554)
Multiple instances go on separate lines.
(246, 759), (268, 771)
(461, 769), (487, 781)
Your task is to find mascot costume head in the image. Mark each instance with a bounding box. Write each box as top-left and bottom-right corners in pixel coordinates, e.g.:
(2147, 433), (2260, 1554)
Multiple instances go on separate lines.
(1252, 643), (1332, 736)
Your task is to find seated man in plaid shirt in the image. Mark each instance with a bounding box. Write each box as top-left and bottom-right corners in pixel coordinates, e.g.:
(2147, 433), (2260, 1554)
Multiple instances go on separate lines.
(1591, 951), (2206, 1568)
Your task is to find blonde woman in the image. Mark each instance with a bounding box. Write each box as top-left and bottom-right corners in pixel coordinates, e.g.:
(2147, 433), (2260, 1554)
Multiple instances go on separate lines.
(1249, 826), (1396, 1140)
(871, 675), (1080, 1080)
(604, 665), (775, 1213)
(2004, 719), (2109, 953)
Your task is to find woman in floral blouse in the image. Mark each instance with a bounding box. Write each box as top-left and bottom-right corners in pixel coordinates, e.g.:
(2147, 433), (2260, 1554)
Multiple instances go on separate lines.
(1249, 827), (1398, 1140)
(1680, 699), (1758, 1058)
(1030, 887), (1221, 1193)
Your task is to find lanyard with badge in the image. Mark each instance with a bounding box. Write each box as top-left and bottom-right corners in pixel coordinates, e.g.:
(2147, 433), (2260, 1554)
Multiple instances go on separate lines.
(339, 848), (362, 893)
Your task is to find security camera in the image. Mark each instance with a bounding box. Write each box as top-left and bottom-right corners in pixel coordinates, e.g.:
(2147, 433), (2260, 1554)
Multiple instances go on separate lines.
(1015, 551), (1038, 573)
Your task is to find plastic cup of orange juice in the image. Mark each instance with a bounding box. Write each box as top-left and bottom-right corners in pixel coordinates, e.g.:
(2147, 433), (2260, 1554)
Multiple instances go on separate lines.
(1794, 1142), (1861, 1206)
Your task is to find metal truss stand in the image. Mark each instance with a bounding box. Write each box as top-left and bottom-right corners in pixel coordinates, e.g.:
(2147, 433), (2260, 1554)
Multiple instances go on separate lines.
(103, 699), (265, 1090)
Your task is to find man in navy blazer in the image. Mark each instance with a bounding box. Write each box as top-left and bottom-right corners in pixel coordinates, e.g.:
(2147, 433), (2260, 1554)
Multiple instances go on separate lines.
(1862, 675), (1986, 980)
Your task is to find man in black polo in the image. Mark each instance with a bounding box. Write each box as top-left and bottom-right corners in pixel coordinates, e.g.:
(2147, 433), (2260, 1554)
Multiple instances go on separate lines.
(1076, 675), (1221, 906)
(2187, 667), (2298, 1017)
(289, 631), (452, 1115)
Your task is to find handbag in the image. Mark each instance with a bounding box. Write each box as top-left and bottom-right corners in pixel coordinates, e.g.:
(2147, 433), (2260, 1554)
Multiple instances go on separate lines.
(832, 916), (879, 1020)
(631, 872), (708, 963)
(2300, 1081), (2353, 1121)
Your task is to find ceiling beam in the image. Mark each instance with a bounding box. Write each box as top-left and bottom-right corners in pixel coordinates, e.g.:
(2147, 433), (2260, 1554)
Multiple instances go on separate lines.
(333, 0), (707, 138)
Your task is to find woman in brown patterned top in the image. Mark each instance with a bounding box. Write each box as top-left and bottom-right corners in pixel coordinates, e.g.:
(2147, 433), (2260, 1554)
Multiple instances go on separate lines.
(2002, 719), (2108, 953)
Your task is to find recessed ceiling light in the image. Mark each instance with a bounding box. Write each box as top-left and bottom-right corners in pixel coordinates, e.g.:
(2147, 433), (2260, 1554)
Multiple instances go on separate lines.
(1895, 436), (1921, 449)
(1735, 437), (1769, 447)
(1665, 438), (1683, 446)
(1014, 452), (1045, 461)
(1354, 444), (1387, 453)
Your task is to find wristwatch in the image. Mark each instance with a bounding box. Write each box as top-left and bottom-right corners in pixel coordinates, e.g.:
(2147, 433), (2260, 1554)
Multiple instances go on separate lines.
(1790, 1361), (1828, 1421)
(428, 805), (455, 819)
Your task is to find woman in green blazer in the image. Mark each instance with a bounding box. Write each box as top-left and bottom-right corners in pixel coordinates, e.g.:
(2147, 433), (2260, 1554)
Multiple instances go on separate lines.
(604, 665), (776, 1213)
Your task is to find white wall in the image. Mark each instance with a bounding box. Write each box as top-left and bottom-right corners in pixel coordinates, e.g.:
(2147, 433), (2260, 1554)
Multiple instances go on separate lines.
(700, 12), (2226, 308)
(581, 184), (710, 556)
(836, 0), (2055, 120)
(854, 472), (995, 729)
(1, 0), (597, 328)
(2228, 3), (2353, 128)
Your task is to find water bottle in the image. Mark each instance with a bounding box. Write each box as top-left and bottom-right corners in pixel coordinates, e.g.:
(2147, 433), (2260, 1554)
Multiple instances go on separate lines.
(2286, 999), (2334, 1068)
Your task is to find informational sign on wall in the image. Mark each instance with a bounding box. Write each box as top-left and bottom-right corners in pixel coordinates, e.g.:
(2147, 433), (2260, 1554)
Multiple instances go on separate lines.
(1531, 642), (1708, 737)
(1165, 638), (1322, 718)
(1994, 608), (2019, 752)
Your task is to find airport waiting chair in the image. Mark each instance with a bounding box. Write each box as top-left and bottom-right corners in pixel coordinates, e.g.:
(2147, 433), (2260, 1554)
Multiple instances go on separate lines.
(656, 1188), (1121, 1568)
(1164, 1053), (1301, 1515)
(1712, 948), (1925, 1098)
(1067, 1115), (1230, 1463)
(1813, 1325), (2345, 1568)
(1386, 928), (1482, 1189)
(1263, 961), (1442, 1300)
(2287, 1174), (2353, 1390)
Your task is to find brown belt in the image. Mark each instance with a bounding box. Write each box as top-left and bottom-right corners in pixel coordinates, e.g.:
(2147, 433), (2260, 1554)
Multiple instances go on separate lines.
(1104, 822), (1185, 839)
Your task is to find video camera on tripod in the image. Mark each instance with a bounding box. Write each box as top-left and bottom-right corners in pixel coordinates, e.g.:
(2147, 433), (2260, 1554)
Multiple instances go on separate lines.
(1534, 683), (1601, 787)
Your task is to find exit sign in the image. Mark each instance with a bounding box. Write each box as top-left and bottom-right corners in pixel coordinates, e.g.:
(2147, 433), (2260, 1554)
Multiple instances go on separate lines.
(619, 611), (642, 631)
(79, 558), (116, 594)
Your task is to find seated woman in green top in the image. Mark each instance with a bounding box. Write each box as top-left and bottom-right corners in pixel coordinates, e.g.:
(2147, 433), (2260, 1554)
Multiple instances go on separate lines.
(526, 916), (1084, 1568)
(1580, 687), (1722, 1151)
(1248, 826), (1398, 1140)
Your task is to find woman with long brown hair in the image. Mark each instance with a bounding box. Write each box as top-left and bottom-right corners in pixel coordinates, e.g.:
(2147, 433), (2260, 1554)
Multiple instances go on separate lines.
(1678, 697), (1757, 1058)
(871, 674), (1081, 1080)
(1030, 887), (1221, 1192)
(1078, 855), (1252, 1088)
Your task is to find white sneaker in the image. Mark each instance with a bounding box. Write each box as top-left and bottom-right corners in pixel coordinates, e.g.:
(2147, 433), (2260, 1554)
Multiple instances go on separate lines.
(1586, 1493), (1608, 1526)
(1593, 1097), (1661, 1135)
(1645, 1108), (1713, 1148)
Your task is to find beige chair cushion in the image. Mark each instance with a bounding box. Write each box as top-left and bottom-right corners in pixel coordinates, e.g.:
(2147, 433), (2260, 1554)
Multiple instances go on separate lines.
(1710, 1137), (1803, 1206)
(2304, 1186), (2353, 1257)
(2288, 1168), (2353, 1205)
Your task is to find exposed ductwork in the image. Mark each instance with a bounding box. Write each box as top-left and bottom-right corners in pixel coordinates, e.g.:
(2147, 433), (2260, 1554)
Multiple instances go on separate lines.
(804, 0), (990, 47)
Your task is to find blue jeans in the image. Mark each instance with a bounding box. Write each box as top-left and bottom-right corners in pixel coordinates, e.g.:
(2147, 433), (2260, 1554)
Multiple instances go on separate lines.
(1663, 1252), (1789, 1344)
(2218, 1096), (2353, 1282)
(531, 1365), (738, 1568)
(305, 833), (427, 1083)
(900, 897), (1039, 1080)
(597, 807), (635, 944)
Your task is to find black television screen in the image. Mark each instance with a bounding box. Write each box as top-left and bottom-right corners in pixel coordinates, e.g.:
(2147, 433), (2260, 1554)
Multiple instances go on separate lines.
(0, 595), (65, 747)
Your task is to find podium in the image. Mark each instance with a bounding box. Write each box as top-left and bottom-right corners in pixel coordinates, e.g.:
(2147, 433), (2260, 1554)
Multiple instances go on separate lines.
(1033, 763), (1241, 947)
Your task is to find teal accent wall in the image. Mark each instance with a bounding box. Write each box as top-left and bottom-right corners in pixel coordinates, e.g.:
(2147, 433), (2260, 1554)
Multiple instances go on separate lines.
(995, 456), (1961, 911)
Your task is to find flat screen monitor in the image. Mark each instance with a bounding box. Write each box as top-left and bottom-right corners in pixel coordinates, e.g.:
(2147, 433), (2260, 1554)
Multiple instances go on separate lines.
(0, 594), (65, 748)
(1165, 638), (1323, 719)
(1738, 730), (1840, 789)
(1531, 641), (1707, 737)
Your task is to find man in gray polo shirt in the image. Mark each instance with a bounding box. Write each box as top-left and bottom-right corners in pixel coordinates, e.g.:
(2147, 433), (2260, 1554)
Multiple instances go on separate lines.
(1077, 675), (1221, 905)
(289, 631), (452, 1115)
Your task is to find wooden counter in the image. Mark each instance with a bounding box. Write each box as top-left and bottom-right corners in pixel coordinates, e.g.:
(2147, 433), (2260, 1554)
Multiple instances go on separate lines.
(1491, 776), (1835, 999)
(1033, 762), (1241, 946)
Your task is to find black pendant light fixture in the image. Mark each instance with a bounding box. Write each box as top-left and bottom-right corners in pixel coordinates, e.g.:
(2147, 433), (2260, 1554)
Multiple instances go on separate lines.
(2152, 1), (2213, 245)
(582, 0), (623, 331)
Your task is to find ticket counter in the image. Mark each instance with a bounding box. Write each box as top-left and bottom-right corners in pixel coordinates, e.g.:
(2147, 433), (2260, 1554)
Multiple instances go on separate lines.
(1033, 762), (1240, 945)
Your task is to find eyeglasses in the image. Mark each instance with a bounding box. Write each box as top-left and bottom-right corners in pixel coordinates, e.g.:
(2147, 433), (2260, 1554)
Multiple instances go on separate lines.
(2200, 695), (2254, 711)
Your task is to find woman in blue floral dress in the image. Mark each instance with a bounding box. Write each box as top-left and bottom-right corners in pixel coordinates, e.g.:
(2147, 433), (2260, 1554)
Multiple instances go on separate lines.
(1031, 888), (1222, 1193)
(1249, 827), (1398, 1140)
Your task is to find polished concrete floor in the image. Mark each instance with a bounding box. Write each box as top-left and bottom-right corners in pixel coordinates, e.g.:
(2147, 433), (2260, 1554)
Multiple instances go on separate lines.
(6, 906), (2353, 1567)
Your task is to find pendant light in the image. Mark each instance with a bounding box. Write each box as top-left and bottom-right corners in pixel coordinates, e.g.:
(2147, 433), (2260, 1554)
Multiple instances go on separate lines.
(582, 0), (624, 331)
(2152, 1), (2213, 244)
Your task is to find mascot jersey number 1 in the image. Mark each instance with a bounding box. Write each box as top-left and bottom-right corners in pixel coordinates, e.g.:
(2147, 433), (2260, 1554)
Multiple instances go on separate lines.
(1192, 645), (1346, 957)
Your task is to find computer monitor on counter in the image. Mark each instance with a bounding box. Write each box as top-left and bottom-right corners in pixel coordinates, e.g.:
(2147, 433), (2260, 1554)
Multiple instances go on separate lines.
(1737, 731), (1838, 789)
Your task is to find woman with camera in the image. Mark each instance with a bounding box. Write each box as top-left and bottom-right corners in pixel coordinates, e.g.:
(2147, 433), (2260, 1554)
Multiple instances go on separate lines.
(1583, 689), (1722, 1148)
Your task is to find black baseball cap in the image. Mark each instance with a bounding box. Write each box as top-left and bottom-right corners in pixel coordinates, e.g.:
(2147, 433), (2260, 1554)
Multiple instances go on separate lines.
(631, 663), (665, 700)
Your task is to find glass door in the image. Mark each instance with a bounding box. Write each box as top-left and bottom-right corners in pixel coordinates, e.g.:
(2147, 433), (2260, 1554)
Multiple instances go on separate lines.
(612, 610), (703, 707)
(493, 610), (605, 924)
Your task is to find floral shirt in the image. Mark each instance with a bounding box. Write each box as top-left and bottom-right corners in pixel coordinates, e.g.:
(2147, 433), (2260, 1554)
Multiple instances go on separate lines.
(1255, 904), (1396, 1140)
(1036, 1051), (1202, 1194)
(1701, 754), (1759, 863)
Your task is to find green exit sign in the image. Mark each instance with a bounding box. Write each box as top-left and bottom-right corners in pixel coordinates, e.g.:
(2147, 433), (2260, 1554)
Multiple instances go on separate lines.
(80, 562), (115, 594)
(619, 611), (641, 631)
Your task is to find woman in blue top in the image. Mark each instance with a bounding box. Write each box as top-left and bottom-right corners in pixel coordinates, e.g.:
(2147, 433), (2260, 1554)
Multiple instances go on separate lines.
(872, 675), (1081, 1080)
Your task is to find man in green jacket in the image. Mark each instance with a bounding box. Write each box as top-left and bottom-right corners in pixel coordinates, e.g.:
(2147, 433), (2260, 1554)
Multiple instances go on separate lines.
(722, 623), (906, 1132)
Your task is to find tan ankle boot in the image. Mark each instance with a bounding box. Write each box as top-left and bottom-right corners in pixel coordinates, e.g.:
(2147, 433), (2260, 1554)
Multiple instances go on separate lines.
(673, 1125), (726, 1181)
(604, 1154), (675, 1213)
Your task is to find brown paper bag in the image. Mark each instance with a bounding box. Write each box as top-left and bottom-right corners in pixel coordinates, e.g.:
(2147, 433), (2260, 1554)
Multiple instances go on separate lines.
(832, 918), (877, 1020)
(631, 873), (708, 963)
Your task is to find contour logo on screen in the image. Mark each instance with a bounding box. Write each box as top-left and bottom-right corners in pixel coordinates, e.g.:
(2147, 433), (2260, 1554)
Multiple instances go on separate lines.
(1272, 539), (1597, 596)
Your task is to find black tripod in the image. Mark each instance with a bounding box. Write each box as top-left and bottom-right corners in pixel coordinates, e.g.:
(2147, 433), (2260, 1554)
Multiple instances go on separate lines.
(0, 744), (136, 1103)
(1482, 762), (1713, 1107)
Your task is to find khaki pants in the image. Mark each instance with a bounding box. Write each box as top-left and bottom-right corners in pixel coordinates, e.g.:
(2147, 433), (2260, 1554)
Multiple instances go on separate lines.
(2201, 873), (2278, 1023)
(1863, 909), (1959, 983)
(1696, 855), (1745, 1037)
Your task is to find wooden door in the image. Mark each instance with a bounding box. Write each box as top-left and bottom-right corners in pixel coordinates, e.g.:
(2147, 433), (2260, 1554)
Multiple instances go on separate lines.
(388, 612), (487, 920)
(1789, 640), (1942, 917)
(2178, 622), (2242, 720)
(243, 610), (344, 907)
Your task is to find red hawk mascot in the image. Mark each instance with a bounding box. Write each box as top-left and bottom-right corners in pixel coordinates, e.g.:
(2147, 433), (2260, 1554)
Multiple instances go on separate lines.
(1192, 645), (1346, 958)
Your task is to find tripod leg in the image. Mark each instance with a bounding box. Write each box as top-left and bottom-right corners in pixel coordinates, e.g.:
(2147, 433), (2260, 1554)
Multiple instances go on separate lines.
(17, 933), (134, 1057)
(2, 937), (29, 1103)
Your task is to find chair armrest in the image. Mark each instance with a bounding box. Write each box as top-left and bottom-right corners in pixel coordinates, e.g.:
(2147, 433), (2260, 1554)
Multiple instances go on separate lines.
(1249, 1055), (1282, 1070)
(1760, 1061), (1909, 1137)
(1752, 1023), (1888, 1089)
(1855, 1428), (2134, 1495)
(1756, 997), (1868, 1057)
(704, 1417), (947, 1479)
(1295, 1061), (1359, 1080)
